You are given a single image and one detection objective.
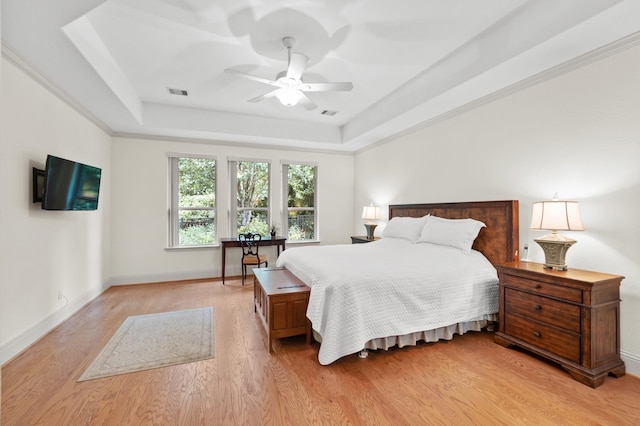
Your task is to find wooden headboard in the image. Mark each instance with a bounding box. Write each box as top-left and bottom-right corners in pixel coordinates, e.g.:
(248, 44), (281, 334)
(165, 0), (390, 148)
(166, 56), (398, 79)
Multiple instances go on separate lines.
(389, 200), (519, 266)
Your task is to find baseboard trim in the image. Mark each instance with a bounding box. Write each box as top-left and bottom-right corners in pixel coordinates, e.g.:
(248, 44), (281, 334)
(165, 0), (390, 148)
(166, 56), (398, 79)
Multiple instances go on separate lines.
(0, 283), (109, 366)
(108, 269), (220, 286)
(621, 350), (640, 378)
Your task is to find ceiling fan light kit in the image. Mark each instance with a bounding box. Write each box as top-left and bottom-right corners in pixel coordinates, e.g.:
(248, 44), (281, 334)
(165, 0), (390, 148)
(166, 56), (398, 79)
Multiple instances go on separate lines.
(225, 36), (353, 110)
(275, 87), (303, 106)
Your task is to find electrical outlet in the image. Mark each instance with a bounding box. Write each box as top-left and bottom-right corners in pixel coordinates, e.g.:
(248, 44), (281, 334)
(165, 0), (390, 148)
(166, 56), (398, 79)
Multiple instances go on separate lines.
(58, 290), (63, 300)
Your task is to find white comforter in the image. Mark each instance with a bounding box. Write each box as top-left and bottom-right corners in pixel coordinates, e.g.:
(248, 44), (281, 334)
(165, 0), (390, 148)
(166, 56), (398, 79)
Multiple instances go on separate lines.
(276, 238), (499, 365)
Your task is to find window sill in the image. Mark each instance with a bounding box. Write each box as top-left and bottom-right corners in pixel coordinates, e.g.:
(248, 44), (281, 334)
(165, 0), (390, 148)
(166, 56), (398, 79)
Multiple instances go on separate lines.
(287, 239), (321, 245)
(164, 239), (321, 251)
(165, 244), (219, 251)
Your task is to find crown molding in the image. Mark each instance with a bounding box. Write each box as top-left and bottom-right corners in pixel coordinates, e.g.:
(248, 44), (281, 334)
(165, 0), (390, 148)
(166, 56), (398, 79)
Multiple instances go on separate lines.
(112, 131), (355, 156)
(356, 31), (640, 155)
(2, 40), (114, 136)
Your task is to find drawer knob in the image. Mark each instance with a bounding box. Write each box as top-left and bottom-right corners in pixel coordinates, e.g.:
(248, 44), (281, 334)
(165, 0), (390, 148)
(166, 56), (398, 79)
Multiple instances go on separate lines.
(533, 331), (541, 338)
(534, 305), (542, 311)
(534, 284), (541, 289)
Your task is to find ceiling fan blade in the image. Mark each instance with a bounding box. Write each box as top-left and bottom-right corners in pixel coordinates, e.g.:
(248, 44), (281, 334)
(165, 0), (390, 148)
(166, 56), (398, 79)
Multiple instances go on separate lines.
(298, 93), (317, 111)
(286, 52), (309, 80)
(301, 82), (354, 92)
(224, 68), (280, 87)
(247, 90), (277, 103)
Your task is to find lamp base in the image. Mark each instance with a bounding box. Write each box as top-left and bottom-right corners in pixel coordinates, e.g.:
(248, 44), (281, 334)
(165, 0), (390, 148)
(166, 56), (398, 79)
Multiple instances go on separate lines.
(534, 233), (577, 271)
(364, 223), (378, 240)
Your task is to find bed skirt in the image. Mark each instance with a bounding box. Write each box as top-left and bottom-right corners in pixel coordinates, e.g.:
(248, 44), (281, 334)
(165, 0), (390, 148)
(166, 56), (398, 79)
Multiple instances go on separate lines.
(312, 313), (498, 355)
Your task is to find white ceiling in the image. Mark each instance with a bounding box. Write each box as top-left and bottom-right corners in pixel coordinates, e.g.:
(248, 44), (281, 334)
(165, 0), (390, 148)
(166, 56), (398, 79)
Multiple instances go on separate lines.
(3, 0), (640, 152)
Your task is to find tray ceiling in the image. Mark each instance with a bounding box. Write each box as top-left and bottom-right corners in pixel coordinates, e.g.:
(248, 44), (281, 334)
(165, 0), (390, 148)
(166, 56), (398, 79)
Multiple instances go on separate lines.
(3, 0), (640, 152)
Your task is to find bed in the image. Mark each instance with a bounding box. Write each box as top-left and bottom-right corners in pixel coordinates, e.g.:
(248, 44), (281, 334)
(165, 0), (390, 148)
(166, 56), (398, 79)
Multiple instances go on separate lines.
(276, 200), (519, 365)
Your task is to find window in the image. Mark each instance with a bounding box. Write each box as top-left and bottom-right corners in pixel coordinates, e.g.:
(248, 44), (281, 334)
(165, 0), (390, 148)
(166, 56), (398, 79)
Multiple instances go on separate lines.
(283, 162), (317, 241)
(168, 155), (216, 247)
(229, 159), (270, 237)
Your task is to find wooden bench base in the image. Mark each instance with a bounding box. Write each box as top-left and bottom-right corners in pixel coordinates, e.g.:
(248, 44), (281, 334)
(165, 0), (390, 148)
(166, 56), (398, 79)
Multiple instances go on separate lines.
(253, 268), (311, 352)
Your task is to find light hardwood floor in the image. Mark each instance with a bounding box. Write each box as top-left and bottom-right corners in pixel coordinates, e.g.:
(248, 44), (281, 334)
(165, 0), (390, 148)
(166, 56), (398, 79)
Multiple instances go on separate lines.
(2, 278), (640, 425)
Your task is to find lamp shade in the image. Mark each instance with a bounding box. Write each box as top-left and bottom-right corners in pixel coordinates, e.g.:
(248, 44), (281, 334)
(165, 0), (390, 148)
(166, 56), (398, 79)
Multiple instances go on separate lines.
(530, 200), (584, 231)
(362, 205), (381, 221)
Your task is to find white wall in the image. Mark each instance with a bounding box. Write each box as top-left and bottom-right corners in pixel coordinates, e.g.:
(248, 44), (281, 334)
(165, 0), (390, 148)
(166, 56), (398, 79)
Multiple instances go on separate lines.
(109, 137), (354, 284)
(354, 44), (640, 371)
(0, 58), (112, 363)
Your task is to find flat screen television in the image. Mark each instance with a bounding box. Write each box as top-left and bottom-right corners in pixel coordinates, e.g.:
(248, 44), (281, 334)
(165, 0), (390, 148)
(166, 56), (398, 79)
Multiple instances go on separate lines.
(42, 155), (102, 211)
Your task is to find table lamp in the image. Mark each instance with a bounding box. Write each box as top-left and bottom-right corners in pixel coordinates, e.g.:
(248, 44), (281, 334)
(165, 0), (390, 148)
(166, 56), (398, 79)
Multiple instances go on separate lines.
(362, 205), (381, 240)
(530, 196), (584, 270)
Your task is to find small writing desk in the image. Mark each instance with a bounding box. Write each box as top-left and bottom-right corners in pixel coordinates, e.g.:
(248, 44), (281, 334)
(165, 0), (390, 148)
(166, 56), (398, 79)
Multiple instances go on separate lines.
(220, 236), (286, 284)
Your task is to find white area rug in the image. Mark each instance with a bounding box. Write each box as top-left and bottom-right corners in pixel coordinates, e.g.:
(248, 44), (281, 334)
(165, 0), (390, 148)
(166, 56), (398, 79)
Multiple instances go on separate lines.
(78, 307), (214, 381)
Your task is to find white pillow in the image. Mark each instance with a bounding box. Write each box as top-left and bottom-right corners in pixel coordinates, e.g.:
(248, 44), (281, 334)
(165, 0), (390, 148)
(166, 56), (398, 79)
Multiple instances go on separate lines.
(418, 215), (485, 253)
(382, 215), (430, 242)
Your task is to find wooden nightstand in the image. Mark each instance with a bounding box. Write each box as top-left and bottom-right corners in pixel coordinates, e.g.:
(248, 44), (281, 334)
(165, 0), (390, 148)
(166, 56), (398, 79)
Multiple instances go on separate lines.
(350, 236), (380, 244)
(494, 261), (625, 388)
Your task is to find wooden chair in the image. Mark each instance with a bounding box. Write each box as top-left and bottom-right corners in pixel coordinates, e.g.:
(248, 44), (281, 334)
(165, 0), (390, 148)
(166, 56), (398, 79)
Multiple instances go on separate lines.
(239, 232), (268, 285)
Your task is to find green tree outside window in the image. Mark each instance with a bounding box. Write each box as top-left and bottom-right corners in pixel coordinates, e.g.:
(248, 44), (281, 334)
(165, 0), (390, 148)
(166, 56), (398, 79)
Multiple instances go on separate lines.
(286, 164), (316, 241)
(173, 157), (216, 246)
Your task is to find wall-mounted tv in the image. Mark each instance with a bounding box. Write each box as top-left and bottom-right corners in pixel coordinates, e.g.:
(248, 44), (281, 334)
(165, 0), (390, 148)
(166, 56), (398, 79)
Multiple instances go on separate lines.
(42, 155), (102, 211)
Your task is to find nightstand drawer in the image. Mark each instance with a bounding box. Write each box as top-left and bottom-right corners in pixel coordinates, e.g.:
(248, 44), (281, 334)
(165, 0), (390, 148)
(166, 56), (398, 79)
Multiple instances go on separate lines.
(496, 262), (625, 388)
(505, 288), (580, 333)
(502, 274), (582, 303)
(505, 313), (581, 363)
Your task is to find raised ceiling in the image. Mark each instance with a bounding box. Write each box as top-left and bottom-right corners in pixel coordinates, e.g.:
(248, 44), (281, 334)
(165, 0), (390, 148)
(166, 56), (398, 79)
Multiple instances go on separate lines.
(3, 0), (640, 152)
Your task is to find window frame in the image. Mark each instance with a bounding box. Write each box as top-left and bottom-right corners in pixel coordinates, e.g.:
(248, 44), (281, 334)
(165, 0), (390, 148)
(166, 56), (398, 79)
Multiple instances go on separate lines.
(282, 160), (318, 242)
(167, 153), (217, 248)
(228, 157), (272, 238)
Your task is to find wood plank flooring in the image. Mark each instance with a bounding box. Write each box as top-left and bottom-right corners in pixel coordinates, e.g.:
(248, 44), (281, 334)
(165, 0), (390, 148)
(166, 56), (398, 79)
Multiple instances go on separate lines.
(2, 278), (640, 425)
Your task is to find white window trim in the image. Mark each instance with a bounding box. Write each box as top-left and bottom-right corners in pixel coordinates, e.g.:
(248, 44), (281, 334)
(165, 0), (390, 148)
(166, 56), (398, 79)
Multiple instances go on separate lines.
(282, 161), (318, 241)
(167, 153), (217, 248)
(280, 159), (318, 167)
(228, 156), (272, 164)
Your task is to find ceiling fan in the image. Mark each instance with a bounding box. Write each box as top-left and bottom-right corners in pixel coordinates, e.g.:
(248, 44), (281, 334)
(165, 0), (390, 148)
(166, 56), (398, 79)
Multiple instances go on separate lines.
(225, 37), (353, 110)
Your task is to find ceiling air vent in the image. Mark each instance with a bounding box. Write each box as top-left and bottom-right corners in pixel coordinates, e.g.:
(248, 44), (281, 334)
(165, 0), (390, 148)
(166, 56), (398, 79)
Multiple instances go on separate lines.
(167, 87), (188, 96)
(321, 110), (337, 116)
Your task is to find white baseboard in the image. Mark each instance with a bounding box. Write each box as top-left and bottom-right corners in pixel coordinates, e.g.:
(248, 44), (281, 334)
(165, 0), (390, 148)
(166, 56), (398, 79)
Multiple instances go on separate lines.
(0, 283), (108, 366)
(108, 269), (221, 286)
(621, 350), (640, 378)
